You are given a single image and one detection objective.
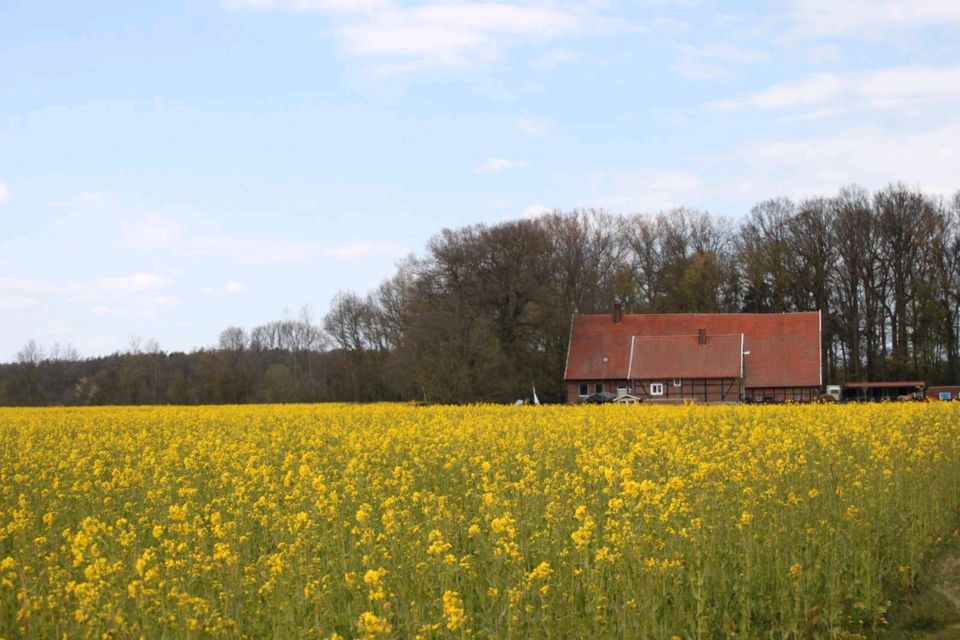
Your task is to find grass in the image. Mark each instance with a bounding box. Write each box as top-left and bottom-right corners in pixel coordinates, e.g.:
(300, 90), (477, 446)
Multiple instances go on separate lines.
(884, 529), (960, 639)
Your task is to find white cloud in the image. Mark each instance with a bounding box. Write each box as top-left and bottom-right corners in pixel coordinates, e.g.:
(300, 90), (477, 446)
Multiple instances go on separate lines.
(223, 0), (389, 12)
(0, 296), (35, 309)
(0, 277), (53, 295)
(325, 240), (408, 259)
(788, 0), (960, 38)
(119, 213), (320, 264)
(522, 204), (551, 218)
(708, 73), (843, 110)
(533, 49), (580, 70)
(516, 115), (551, 136)
(708, 64), (960, 112)
(473, 157), (529, 174)
(730, 120), (960, 198)
(0, 273), (172, 299)
(200, 282), (250, 295)
(80, 336), (124, 353)
(486, 197), (511, 211)
(0, 273), (177, 321)
(341, 24), (490, 60)
(0, 183), (9, 203)
(224, 1), (627, 75)
(142, 295), (179, 307)
(588, 168), (703, 212)
(672, 43), (770, 81)
(92, 273), (174, 294)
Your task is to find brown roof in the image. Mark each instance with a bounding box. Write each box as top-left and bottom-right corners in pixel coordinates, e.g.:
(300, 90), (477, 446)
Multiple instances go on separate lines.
(565, 311), (821, 388)
(844, 381), (924, 388)
(629, 334), (742, 379)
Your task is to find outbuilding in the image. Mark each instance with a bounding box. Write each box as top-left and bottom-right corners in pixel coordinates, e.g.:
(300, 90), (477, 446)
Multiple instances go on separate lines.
(926, 385), (960, 401)
(564, 304), (821, 404)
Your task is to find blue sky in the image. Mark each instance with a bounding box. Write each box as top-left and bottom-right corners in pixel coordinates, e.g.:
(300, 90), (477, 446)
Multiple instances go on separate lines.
(2, 0), (959, 361)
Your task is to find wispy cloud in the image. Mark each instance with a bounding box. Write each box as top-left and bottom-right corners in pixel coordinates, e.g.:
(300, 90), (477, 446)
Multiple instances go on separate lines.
(588, 167), (703, 213)
(92, 273), (174, 295)
(473, 157), (529, 174)
(119, 213), (320, 264)
(522, 204), (551, 218)
(516, 115), (551, 137)
(224, 1), (629, 75)
(223, 0), (389, 12)
(485, 197), (511, 211)
(533, 48), (580, 70)
(0, 182), (10, 203)
(788, 0), (960, 38)
(672, 43), (770, 81)
(325, 240), (409, 259)
(0, 296), (35, 310)
(0, 272), (178, 323)
(707, 63), (960, 112)
(730, 120), (960, 198)
(0, 273), (173, 299)
(202, 281), (252, 295)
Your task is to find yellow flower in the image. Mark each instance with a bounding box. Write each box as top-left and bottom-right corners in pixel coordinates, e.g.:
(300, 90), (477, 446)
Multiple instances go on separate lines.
(442, 590), (466, 631)
(527, 561), (552, 582)
(357, 611), (392, 637)
(363, 567), (387, 585)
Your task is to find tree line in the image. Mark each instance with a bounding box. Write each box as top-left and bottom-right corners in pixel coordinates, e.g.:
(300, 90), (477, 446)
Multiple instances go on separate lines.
(2, 182), (959, 406)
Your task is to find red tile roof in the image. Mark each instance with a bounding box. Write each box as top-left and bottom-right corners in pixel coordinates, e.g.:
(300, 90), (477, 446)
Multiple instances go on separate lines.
(565, 311), (821, 388)
(629, 334), (742, 379)
(844, 381), (924, 388)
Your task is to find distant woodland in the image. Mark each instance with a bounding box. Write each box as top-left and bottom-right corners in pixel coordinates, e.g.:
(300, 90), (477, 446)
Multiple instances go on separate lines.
(3, 183), (960, 405)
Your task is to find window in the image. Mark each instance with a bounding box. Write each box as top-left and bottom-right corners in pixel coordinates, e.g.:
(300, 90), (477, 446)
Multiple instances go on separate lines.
(594, 383), (604, 394)
(673, 378), (682, 387)
(649, 383), (664, 396)
(940, 391), (952, 401)
(617, 385), (628, 397)
(578, 383), (588, 397)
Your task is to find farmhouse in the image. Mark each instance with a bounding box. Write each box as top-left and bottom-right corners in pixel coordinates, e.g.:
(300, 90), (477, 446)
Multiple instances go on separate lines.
(564, 304), (821, 403)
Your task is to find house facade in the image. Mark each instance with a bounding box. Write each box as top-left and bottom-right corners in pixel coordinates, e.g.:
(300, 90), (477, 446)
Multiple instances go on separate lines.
(564, 306), (821, 404)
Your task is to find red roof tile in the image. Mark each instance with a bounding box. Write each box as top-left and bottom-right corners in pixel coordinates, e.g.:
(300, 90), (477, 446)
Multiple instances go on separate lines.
(844, 381), (924, 388)
(565, 312), (821, 388)
(629, 334), (742, 379)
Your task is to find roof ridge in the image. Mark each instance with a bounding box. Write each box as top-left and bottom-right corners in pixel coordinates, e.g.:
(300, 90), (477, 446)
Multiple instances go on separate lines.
(631, 333), (743, 339)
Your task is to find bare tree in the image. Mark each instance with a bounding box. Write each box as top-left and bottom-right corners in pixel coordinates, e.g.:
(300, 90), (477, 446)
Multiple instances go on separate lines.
(219, 327), (248, 352)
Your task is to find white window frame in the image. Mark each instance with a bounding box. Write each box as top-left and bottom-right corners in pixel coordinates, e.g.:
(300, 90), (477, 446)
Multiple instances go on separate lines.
(578, 383), (588, 397)
(649, 382), (664, 396)
(617, 385), (628, 397)
(673, 378), (682, 387)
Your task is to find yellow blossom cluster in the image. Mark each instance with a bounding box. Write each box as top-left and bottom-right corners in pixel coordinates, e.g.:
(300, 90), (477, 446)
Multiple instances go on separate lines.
(1, 402), (959, 637)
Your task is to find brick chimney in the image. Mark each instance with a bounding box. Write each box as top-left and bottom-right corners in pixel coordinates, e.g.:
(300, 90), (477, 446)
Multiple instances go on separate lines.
(613, 298), (623, 324)
(698, 328), (707, 345)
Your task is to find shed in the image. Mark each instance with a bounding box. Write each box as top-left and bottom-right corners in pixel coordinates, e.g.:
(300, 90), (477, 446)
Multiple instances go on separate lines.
(925, 385), (959, 401)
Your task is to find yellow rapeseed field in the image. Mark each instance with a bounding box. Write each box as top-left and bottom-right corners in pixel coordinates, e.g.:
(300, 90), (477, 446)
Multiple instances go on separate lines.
(2, 403), (959, 638)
